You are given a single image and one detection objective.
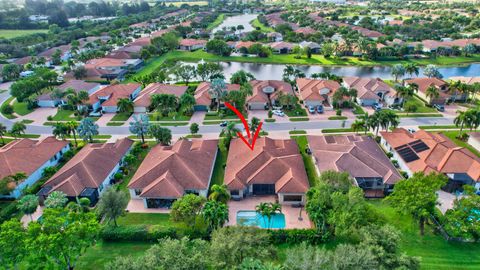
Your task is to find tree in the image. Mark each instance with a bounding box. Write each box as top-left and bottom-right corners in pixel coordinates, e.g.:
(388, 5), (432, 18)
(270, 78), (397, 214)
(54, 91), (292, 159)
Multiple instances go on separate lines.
(179, 93), (196, 115)
(404, 100), (418, 115)
(129, 114), (150, 143)
(96, 187), (129, 226)
(425, 86), (440, 104)
(0, 219), (26, 269)
(148, 125), (171, 145)
(1, 63), (21, 81)
(44, 191), (68, 208)
(230, 70), (255, 85)
(404, 63), (419, 78)
(282, 65), (305, 85)
(210, 226), (275, 269)
(209, 78), (228, 111)
(52, 122), (68, 140)
(10, 122), (26, 139)
(395, 84), (417, 107)
(423, 64), (443, 78)
(173, 64), (196, 86)
(65, 121), (79, 147)
(391, 64), (405, 82)
(351, 119), (365, 134)
(464, 43), (476, 56)
(249, 117), (261, 137)
(208, 184), (230, 203)
(386, 172), (447, 236)
(196, 62), (223, 81)
(18, 195), (38, 221)
(170, 194), (206, 226)
(206, 39), (232, 56)
(255, 202), (281, 229)
(106, 237), (210, 270)
(190, 123), (199, 135)
(77, 118), (99, 142)
(26, 208), (100, 269)
(117, 98), (134, 114)
(445, 189), (480, 241)
(0, 123), (6, 145)
(202, 200), (229, 232)
(222, 121), (240, 148)
(73, 66), (87, 79)
(151, 94), (178, 116)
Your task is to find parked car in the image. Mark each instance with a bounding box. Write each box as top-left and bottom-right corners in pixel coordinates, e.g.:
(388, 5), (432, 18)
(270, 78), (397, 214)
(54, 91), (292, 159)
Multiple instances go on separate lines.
(308, 106), (316, 114)
(272, 110), (285, 117)
(219, 121), (228, 127)
(316, 105), (324, 113)
(433, 104), (445, 112)
(89, 111), (102, 117)
(407, 128), (416, 134)
(372, 103), (382, 111)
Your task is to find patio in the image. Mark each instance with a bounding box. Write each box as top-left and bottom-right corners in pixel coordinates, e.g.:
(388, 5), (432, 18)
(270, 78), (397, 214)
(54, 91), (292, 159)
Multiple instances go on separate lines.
(126, 198), (171, 214)
(226, 195), (312, 229)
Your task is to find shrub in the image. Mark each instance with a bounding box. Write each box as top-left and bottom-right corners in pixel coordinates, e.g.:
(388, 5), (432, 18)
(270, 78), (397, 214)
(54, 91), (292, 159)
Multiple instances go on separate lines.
(268, 110), (273, 118)
(47, 115), (53, 121)
(113, 172), (124, 181)
(99, 225), (208, 242)
(336, 109), (342, 116)
(386, 152), (393, 158)
(1, 104), (13, 115)
(268, 229), (326, 245)
(0, 201), (19, 223)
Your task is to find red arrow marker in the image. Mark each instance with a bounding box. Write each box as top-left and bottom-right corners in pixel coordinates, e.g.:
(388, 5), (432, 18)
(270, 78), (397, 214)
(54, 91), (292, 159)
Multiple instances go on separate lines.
(224, 102), (263, 151)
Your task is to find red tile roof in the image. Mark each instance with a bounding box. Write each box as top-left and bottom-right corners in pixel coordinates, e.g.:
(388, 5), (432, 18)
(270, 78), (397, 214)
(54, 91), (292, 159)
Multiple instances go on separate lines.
(87, 83), (141, 106)
(134, 83), (187, 108)
(128, 139), (219, 198)
(296, 78), (341, 102)
(42, 138), (133, 196)
(194, 82), (240, 106)
(0, 137), (69, 180)
(248, 80), (293, 103)
(224, 137), (309, 193)
(343, 77), (396, 100)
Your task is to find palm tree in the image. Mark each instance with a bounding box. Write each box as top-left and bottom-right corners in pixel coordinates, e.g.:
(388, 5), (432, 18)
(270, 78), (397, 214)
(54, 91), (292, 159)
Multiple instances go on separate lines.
(129, 114), (150, 144)
(454, 110), (467, 132)
(52, 122), (68, 140)
(208, 184), (231, 204)
(425, 86), (440, 104)
(65, 121), (79, 147)
(222, 122), (240, 149)
(391, 64), (406, 82)
(255, 202), (282, 229)
(11, 172), (27, 185)
(249, 117), (261, 137)
(404, 63), (419, 78)
(9, 122), (26, 140)
(117, 98), (134, 114)
(77, 118), (99, 143)
(351, 119), (365, 134)
(208, 79), (227, 111)
(202, 200), (229, 232)
(395, 84), (417, 107)
(0, 123), (6, 145)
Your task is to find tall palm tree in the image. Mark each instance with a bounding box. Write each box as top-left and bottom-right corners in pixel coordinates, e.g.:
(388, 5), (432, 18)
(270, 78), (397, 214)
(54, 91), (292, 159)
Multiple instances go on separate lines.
(65, 121), (79, 147)
(404, 63), (419, 78)
(77, 118), (99, 143)
(52, 122), (68, 140)
(117, 98), (134, 114)
(391, 64), (406, 82)
(351, 119), (365, 134)
(454, 110), (467, 132)
(208, 184), (231, 204)
(208, 79), (227, 111)
(249, 117), (261, 137)
(425, 86), (440, 104)
(255, 202), (282, 229)
(222, 122), (240, 148)
(0, 123), (6, 145)
(395, 84), (417, 107)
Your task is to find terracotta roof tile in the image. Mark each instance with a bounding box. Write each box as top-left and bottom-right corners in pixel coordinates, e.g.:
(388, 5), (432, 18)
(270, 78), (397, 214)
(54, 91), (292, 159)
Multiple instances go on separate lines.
(87, 83), (141, 106)
(296, 78), (341, 102)
(134, 83), (187, 108)
(248, 80), (293, 103)
(194, 82), (240, 106)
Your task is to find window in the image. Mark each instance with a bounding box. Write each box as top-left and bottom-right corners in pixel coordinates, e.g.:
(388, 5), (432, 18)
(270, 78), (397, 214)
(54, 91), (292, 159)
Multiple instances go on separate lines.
(283, 195), (302, 202)
(231, 190), (239, 196)
(134, 189), (142, 196)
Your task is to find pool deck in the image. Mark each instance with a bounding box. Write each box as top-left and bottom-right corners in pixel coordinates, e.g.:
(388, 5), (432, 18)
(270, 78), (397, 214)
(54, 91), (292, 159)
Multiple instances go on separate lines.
(227, 195), (312, 229)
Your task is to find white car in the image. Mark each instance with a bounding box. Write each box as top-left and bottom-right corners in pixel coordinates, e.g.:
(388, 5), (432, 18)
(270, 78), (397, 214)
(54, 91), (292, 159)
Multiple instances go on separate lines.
(272, 110), (285, 117)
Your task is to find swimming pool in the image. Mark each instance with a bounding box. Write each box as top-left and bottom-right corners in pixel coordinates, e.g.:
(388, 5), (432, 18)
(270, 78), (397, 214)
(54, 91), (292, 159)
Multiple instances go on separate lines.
(236, 210), (286, 229)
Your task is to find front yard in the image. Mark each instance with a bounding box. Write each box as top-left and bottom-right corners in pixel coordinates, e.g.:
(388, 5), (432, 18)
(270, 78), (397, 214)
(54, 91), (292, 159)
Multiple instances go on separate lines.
(441, 130), (480, 158)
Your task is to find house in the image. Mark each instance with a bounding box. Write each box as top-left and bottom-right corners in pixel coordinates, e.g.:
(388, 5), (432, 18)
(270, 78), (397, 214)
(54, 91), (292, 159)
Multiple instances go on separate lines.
(468, 133), (480, 152)
(178, 39), (207, 51)
(38, 45), (72, 66)
(38, 138), (134, 205)
(307, 135), (402, 197)
(128, 139), (218, 209)
(82, 58), (144, 81)
(37, 80), (102, 108)
(107, 45), (143, 59)
(269, 42), (295, 54)
(235, 41), (257, 52)
(134, 83), (188, 113)
(224, 137), (309, 204)
(267, 32), (283, 42)
(194, 82), (241, 111)
(380, 128), (480, 193)
(343, 76), (401, 106)
(248, 80), (294, 110)
(296, 78), (341, 109)
(87, 83), (142, 113)
(405, 78), (450, 104)
(299, 41), (321, 53)
(449, 76), (480, 100)
(294, 27), (317, 36)
(0, 137), (70, 199)
(128, 37), (152, 47)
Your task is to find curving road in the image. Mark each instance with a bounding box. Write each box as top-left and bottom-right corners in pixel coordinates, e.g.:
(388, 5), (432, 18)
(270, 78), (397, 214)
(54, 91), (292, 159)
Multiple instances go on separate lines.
(0, 89), (455, 137)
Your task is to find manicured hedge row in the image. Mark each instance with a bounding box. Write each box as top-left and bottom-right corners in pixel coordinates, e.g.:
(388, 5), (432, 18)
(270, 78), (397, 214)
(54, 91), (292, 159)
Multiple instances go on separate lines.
(101, 225), (324, 245)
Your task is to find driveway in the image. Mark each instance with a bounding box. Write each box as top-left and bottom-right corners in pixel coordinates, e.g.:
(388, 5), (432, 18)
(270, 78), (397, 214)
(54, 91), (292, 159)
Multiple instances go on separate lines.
(436, 190), (464, 214)
(18, 107), (57, 124)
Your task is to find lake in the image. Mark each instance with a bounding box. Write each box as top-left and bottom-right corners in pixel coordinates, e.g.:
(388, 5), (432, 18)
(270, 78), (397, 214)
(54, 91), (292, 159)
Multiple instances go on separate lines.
(210, 61), (480, 80)
(211, 13), (258, 35)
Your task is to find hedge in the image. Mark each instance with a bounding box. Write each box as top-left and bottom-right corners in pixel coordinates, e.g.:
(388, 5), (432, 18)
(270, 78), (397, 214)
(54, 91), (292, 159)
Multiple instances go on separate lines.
(100, 225), (325, 245)
(0, 201), (19, 223)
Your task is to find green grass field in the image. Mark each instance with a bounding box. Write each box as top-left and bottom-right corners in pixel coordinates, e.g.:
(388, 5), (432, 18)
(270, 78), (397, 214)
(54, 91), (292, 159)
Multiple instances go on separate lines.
(206, 14), (225, 31)
(0, 29), (48, 39)
(117, 213), (173, 227)
(441, 130), (480, 158)
(250, 18), (274, 33)
(208, 140), (228, 191)
(293, 135), (318, 186)
(12, 100), (33, 116)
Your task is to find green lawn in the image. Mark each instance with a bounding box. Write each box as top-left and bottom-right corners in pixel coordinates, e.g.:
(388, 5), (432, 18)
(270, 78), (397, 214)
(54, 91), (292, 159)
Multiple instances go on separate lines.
(117, 213), (173, 227)
(208, 140), (228, 192)
(51, 109), (76, 121)
(289, 117), (309, 122)
(111, 112), (132, 122)
(204, 113), (240, 121)
(117, 142), (154, 192)
(398, 113), (443, 118)
(12, 100), (33, 116)
(206, 14), (225, 31)
(328, 116), (348, 120)
(203, 120), (241, 125)
(76, 241), (153, 270)
(292, 136), (318, 186)
(322, 127), (358, 133)
(405, 96), (437, 113)
(0, 29), (48, 39)
(419, 125), (458, 130)
(106, 122), (124, 126)
(285, 105), (307, 117)
(1, 96), (16, 119)
(250, 18), (275, 33)
(289, 130), (307, 135)
(369, 200), (480, 270)
(441, 130), (480, 158)
(148, 113), (191, 122)
(4, 133), (40, 139)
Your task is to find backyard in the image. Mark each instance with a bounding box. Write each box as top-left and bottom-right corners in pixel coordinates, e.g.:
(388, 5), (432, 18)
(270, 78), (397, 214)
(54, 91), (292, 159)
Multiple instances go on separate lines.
(0, 29), (48, 39)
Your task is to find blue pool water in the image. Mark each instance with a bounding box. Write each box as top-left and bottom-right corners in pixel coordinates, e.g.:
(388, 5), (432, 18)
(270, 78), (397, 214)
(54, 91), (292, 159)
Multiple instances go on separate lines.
(236, 211), (286, 229)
